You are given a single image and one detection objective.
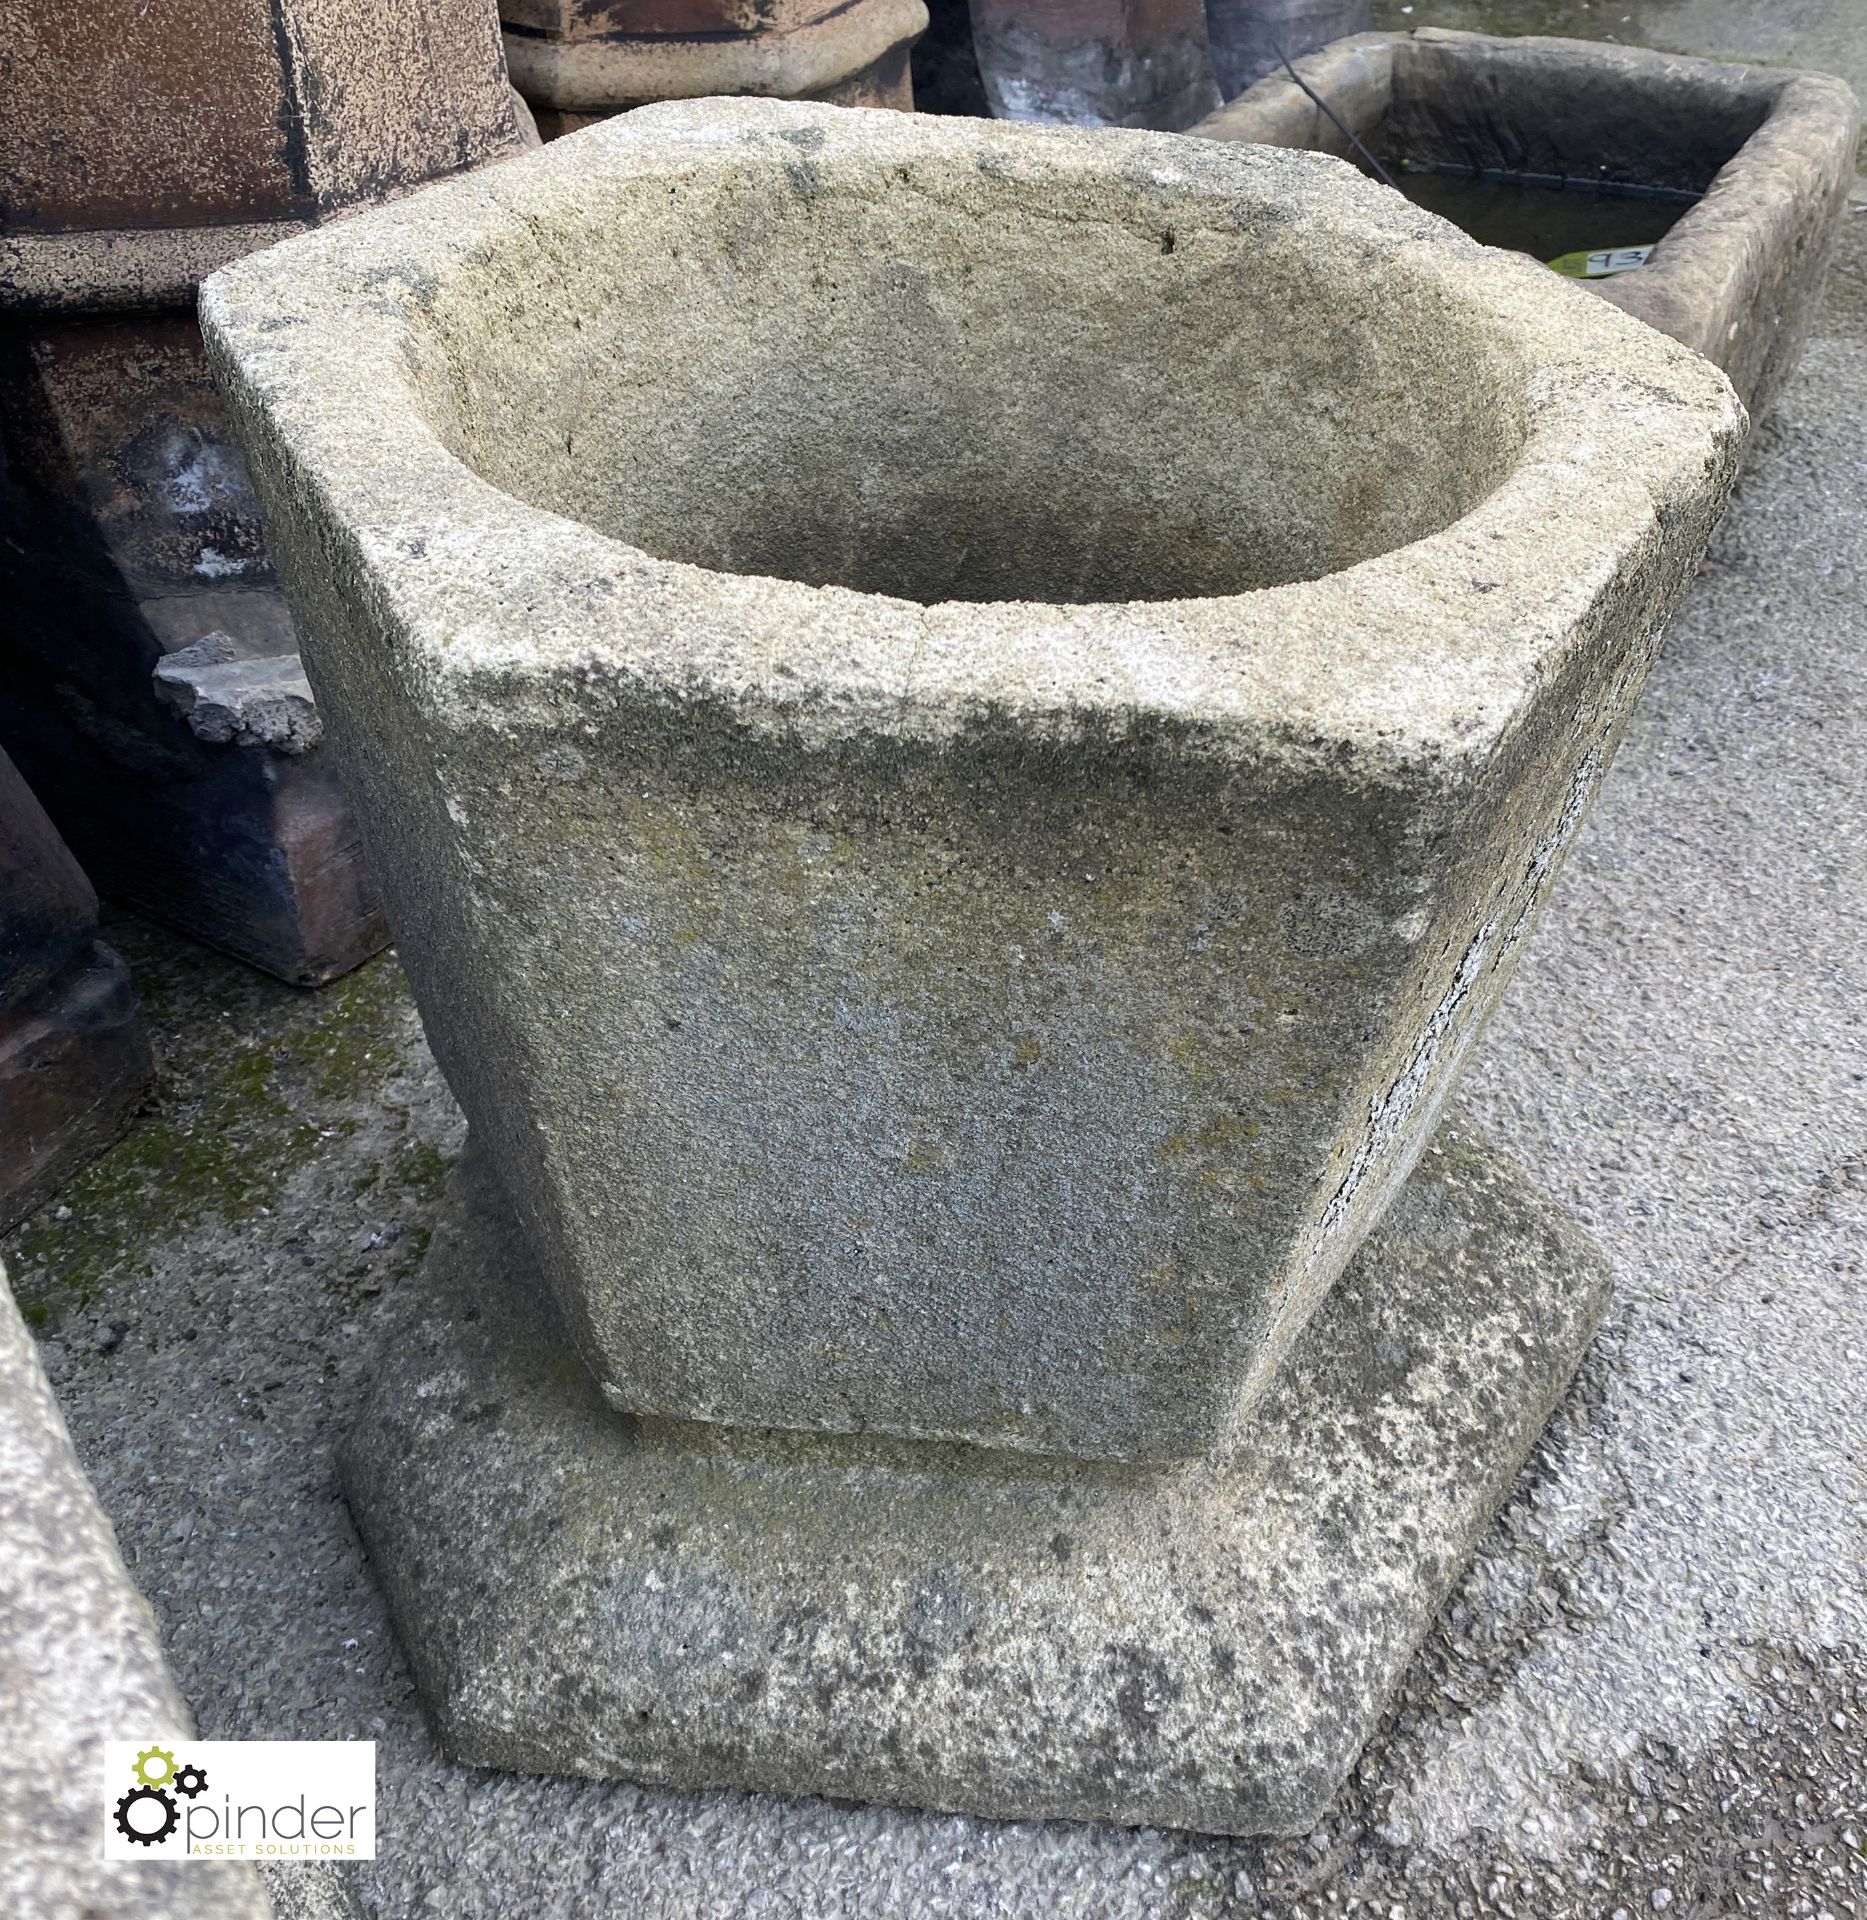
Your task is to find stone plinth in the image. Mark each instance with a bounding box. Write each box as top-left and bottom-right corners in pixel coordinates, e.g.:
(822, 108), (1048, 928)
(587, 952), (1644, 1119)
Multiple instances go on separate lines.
(342, 1119), (1609, 1834)
(1189, 28), (1861, 423)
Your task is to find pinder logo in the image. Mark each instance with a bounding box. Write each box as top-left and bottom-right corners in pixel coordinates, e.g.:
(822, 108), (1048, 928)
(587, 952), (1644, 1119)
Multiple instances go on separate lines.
(103, 1742), (375, 1860)
(112, 1744), (204, 1846)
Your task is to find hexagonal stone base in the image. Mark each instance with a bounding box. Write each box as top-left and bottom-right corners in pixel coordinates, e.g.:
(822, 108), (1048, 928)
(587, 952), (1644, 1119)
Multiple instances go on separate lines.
(342, 1116), (1609, 1836)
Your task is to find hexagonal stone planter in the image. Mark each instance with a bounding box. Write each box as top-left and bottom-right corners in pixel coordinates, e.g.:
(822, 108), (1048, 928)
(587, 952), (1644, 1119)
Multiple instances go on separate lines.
(1190, 28), (1862, 422)
(205, 102), (1742, 1831)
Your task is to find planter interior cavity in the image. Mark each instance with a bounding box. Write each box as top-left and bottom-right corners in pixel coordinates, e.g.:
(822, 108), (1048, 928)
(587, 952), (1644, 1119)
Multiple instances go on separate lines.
(204, 102), (1744, 1831)
(437, 156), (1523, 605)
(1190, 28), (1861, 421)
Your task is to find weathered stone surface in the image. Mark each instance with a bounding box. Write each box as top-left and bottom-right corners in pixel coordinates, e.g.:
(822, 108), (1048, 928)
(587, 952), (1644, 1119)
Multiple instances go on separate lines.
(343, 1117), (1610, 1834)
(256, 1861), (364, 1920)
(153, 639), (324, 756)
(968, 0), (1220, 129)
(503, 0), (926, 121)
(205, 101), (1741, 1463)
(0, 1267), (268, 1917)
(0, 749), (152, 1231)
(1190, 28), (1861, 422)
(0, 0), (530, 315)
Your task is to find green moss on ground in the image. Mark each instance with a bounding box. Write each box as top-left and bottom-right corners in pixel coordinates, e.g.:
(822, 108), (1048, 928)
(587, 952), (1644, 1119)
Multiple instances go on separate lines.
(3, 920), (454, 1324)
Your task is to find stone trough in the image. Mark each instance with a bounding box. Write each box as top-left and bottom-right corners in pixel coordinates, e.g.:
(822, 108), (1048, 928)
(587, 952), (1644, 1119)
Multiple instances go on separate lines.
(1190, 28), (1861, 423)
(204, 101), (1743, 1833)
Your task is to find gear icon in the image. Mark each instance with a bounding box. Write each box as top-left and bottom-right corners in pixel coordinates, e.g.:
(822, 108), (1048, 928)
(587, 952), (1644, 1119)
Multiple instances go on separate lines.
(131, 1746), (177, 1789)
(114, 1785), (178, 1845)
(173, 1763), (208, 1799)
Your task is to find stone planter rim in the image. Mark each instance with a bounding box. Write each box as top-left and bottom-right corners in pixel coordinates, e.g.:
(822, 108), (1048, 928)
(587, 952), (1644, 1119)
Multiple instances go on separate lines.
(201, 98), (1743, 784)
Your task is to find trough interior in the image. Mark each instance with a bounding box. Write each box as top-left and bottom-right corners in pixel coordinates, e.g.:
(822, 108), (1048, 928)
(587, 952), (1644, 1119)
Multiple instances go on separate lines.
(414, 143), (1532, 605)
(1380, 40), (1770, 195)
(1294, 39), (1772, 263)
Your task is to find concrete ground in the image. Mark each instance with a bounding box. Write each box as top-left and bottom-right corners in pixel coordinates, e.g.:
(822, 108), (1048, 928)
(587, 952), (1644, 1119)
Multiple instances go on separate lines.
(8, 9), (1867, 1915)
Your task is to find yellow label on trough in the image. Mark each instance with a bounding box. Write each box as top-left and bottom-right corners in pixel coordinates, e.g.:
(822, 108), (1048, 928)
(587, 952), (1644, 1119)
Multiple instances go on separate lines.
(1548, 243), (1659, 279)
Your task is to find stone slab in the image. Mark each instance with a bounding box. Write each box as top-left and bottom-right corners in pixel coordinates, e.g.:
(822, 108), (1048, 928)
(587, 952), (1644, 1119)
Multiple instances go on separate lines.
(342, 1118), (1610, 1837)
(0, 747), (153, 1231)
(0, 944), (153, 1233)
(0, 1267), (268, 1918)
